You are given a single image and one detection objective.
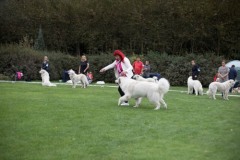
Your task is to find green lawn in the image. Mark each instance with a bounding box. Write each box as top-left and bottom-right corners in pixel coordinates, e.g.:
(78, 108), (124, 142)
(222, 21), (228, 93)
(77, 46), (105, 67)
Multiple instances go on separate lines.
(0, 82), (239, 160)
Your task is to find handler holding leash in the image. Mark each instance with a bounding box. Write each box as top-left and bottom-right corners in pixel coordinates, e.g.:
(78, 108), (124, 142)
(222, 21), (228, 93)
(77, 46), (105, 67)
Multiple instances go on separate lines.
(100, 50), (133, 106)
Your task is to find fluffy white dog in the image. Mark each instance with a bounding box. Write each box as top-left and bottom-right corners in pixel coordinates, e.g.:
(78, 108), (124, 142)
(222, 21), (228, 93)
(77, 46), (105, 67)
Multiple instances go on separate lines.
(187, 76), (203, 96)
(133, 75), (158, 83)
(68, 69), (89, 88)
(117, 77), (170, 110)
(207, 79), (235, 100)
(39, 69), (56, 87)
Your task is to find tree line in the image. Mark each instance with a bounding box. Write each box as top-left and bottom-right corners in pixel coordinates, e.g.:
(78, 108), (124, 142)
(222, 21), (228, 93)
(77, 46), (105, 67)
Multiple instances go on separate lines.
(0, 0), (239, 58)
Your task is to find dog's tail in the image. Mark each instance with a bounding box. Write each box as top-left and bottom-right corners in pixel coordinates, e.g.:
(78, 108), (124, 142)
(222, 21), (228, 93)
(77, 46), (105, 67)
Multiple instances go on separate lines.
(158, 78), (170, 94)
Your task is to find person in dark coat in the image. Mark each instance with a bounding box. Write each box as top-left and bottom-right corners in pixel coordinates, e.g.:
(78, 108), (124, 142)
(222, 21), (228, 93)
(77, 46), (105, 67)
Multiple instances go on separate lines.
(229, 65), (237, 93)
(191, 60), (200, 80)
(42, 56), (49, 73)
(191, 60), (200, 94)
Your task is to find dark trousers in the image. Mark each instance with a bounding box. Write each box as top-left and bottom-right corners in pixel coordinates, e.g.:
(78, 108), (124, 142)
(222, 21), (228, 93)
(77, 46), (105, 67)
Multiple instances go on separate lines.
(118, 86), (128, 103)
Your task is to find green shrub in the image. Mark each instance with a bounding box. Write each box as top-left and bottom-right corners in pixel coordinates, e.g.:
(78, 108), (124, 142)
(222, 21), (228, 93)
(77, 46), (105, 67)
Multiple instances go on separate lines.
(0, 45), (227, 86)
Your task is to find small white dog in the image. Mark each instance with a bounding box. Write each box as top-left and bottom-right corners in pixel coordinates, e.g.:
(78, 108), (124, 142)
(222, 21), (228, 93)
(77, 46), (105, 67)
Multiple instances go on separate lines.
(68, 69), (89, 88)
(39, 69), (56, 87)
(133, 75), (158, 83)
(187, 76), (203, 96)
(118, 77), (170, 110)
(207, 79), (235, 100)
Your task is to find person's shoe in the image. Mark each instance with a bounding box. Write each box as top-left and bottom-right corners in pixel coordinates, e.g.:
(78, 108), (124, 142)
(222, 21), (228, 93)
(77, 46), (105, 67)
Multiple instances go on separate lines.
(121, 102), (129, 106)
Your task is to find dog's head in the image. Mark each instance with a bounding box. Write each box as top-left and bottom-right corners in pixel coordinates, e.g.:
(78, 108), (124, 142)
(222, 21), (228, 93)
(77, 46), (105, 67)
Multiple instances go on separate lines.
(188, 76), (193, 80)
(228, 79), (235, 87)
(39, 69), (45, 74)
(68, 69), (75, 75)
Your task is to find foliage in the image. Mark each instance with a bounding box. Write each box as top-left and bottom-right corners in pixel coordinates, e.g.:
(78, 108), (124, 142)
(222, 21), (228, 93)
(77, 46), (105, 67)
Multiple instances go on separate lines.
(34, 26), (45, 50)
(0, 44), (76, 81)
(0, 0), (239, 58)
(0, 83), (240, 160)
(0, 45), (228, 86)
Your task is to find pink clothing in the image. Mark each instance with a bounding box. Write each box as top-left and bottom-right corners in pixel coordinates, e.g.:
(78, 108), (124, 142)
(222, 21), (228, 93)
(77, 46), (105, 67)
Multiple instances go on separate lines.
(16, 72), (23, 80)
(116, 60), (123, 74)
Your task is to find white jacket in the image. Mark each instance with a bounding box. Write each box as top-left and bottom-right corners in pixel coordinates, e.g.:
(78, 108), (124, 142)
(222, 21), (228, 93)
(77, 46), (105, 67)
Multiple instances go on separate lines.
(103, 57), (133, 79)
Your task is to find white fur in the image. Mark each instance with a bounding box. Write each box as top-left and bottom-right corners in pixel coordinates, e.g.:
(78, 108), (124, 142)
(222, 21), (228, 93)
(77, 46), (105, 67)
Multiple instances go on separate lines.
(39, 69), (56, 87)
(187, 76), (203, 96)
(207, 79), (235, 100)
(133, 75), (158, 83)
(68, 69), (89, 88)
(117, 77), (170, 110)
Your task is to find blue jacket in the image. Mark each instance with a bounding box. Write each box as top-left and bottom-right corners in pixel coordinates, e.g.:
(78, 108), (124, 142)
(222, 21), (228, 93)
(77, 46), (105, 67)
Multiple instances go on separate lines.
(229, 67), (237, 80)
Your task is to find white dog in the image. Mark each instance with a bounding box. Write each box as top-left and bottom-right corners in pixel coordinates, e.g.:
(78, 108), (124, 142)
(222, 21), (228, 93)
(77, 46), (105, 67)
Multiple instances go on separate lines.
(207, 79), (235, 100)
(68, 69), (89, 88)
(39, 69), (56, 87)
(118, 77), (170, 110)
(187, 76), (203, 95)
(133, 75), (158, 83)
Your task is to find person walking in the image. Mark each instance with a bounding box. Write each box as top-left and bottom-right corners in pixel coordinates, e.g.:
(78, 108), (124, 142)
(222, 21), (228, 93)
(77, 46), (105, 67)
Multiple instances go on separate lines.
(100, 50), (133, 106)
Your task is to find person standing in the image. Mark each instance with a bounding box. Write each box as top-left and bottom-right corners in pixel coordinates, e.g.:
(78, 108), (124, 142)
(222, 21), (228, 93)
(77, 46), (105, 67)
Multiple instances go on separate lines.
(142, 60), (151, 78)
(191, 60), (200, 94)
(132, 57), (144, 75)
(218, 60), (229, 83)
(191, 60), (200, 80)
(79, 55), (89, 74)
(218, 60), (230, 96)
(228, 65), (237, 93)
(100, 50), (133, 106)
(42, 56), (50, 73)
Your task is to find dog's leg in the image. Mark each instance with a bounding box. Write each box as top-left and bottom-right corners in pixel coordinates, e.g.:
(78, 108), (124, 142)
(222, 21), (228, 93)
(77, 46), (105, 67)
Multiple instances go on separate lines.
(160, 99), (167, 109)
(154, 102), (161, 110)
(224, 91), (229, 100)
(195, 88), (198, 96)
(187, 86), (190, 94)
(213, 92), (216, 100)
(72, 82), (76, 88)
(118, 95), (130, 106)
(133, 98), (142, 108)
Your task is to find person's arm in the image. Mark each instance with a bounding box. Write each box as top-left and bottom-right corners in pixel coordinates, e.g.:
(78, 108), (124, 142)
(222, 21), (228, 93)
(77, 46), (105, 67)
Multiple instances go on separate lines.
(84, 63), (89, 73)
(78, 65), (81, 74)
(218, 67), (223, 78)
(122, 57), (133, 74)
(140, 62), (144, 75)
(100, 61), (116, 72)
(132, 62), (135, 73)
(223, 68), (230, 78)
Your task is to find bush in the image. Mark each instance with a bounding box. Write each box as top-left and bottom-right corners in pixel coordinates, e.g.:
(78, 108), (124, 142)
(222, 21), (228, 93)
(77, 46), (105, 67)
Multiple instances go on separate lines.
(0, 45), (227, 86)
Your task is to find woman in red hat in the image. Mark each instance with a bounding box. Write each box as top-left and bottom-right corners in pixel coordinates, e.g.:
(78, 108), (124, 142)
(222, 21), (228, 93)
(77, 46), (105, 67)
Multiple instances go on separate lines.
(100, 50), (133, 106)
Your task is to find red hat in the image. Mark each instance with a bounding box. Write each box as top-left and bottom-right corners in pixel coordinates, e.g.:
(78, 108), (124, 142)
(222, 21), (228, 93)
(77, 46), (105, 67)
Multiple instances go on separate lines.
(114, 50), (125, 62)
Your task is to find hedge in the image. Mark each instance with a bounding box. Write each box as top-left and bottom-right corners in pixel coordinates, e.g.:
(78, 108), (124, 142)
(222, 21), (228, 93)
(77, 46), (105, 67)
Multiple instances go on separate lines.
(0, 45), (225, 87)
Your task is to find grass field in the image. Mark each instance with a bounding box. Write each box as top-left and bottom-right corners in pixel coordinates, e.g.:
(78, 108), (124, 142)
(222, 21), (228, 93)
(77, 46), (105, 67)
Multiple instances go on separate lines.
(0, 82), (239, 160)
